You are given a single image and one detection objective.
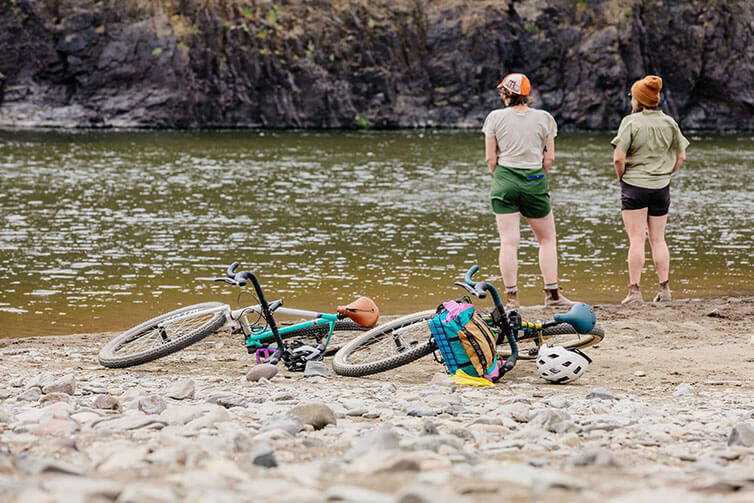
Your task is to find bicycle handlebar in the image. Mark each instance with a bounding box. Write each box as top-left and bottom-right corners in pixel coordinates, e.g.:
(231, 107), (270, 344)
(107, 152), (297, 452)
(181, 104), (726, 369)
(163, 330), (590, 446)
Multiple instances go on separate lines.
(459, 265), (503, 307)
(215, 262), (286, 351)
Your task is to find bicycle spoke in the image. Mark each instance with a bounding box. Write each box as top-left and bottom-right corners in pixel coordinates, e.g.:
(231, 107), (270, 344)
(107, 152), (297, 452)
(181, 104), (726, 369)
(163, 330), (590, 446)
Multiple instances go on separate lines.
(345, 319), (430, 364)
(115, 311), (219, 356)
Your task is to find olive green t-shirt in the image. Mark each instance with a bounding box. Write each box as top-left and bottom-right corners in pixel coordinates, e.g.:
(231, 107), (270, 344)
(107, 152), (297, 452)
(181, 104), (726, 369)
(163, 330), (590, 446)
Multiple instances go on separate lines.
(611, 110), (690, 189)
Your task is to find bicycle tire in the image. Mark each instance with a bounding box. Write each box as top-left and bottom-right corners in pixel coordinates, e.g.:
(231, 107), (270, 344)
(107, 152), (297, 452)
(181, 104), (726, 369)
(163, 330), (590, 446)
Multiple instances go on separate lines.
(498, 323), (605, 360)
(98, 302), (228, 368)
(332, 310), (436, 377)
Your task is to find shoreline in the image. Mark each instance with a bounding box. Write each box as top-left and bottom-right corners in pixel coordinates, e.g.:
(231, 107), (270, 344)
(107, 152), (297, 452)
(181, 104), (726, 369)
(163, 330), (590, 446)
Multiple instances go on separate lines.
(1, 296), (753, 501)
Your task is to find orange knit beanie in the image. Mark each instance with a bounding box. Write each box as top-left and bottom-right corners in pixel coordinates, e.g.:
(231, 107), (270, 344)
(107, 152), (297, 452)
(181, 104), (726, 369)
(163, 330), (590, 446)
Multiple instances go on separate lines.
(631, 75), (662, 107)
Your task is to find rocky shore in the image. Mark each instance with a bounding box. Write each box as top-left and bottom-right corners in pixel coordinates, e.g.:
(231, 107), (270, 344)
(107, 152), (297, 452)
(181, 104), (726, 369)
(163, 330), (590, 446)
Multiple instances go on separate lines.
(1, 297), (753, 502)
(1, 0), (753, 130)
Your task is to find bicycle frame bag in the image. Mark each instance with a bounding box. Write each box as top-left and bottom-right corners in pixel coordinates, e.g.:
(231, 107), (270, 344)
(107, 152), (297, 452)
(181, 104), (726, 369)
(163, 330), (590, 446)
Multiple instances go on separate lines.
(429, 300), (499, 380)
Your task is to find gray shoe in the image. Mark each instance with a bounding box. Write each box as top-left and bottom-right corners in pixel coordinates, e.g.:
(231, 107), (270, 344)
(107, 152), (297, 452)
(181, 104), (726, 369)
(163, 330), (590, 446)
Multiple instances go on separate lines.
(621, 284), (643, 305)
(653, 282), (671, 302)
(505, 291), (520, 309)
(544, 288), (574, 307)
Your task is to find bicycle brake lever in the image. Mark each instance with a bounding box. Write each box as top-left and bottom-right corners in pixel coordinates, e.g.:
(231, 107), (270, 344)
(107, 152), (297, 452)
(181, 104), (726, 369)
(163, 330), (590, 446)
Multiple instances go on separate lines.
(454, 281), (487, 299)
(267, 348), (284, 366)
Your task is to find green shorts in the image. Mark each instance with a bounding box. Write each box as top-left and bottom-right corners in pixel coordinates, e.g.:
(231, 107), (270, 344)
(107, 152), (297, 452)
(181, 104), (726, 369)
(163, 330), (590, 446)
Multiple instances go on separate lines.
(490, 165), (551, 218)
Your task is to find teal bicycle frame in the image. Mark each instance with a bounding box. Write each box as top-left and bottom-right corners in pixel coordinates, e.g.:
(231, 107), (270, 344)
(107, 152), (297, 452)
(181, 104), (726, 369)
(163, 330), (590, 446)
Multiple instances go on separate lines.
(235, 304), (339, 351)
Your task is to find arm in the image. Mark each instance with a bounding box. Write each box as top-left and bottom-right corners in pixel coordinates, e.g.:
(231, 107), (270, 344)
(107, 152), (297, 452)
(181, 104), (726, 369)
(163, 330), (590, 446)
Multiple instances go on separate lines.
(613, 146), (627, 180)
(671, 150), (686, 174)
(542, 138), (555, 173)
(485, 136), (498, 174)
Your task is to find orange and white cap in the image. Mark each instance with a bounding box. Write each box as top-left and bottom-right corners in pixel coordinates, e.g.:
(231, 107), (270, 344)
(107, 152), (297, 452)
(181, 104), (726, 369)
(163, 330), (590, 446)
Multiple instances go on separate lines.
(497, 73), (531, 96)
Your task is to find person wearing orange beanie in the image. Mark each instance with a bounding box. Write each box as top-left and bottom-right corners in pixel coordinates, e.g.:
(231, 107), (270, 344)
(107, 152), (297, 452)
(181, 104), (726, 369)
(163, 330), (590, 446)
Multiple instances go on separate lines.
(611, 75), (689, 305)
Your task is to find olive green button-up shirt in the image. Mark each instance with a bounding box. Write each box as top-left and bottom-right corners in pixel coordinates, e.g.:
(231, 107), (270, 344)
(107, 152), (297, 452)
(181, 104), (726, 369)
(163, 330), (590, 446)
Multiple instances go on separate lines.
(611, 110), (690, 189)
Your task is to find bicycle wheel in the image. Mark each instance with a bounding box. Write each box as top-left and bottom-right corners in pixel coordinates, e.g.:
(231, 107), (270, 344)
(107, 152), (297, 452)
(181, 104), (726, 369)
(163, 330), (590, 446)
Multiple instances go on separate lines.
(98, 302), (228, 368)
(498, 323), (605, 360)
(332, 310), (436, 377)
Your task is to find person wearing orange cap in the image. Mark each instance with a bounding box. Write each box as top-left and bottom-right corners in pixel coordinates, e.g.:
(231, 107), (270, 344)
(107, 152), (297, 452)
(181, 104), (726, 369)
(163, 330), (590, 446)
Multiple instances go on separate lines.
(482, 73), (573, 309)
(611, 75), (689, 304)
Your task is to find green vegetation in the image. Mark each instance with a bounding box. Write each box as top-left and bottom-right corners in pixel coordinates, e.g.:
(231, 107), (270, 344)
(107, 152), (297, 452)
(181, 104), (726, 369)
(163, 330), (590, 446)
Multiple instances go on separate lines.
(267, 4), (283, 26)
(305, 40), (315, 58)
(356, 114), (371, 129)
(151, 47), (163, 57)
(367, 17), (376, 29)
(624, 7), (633, 17)
(242, 6), (254, 19)
(329, 53), (335, 62)
(524, 22), (539, 33)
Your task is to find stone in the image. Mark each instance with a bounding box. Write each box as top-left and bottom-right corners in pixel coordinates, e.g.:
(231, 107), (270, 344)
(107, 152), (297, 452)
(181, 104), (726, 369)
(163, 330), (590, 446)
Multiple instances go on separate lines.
(345, 424), (400, 461)
(18, 387), (43, 401)
(673, 383), (693, 396)
(93, 394), (120, 410)
(206, 391), (248, 409)
(249, 443), (277, 468)
(405, 401), (437, 417)
(289, 403), (336, 430)
(325, 485), (393, 503)
(94, 414), (167, 432)
(303, 360), (330, 377)
(568, 448), (622, 468)
(185, 405), (230, 430)
(139, 396), (166, 415)
(586, 387), (615, 400)
(15, 456), (85, 476)
(33, 418), (79, 436)
(0, 407), (14, 424)
(118, 483), (178, 503)
(166, 379), (195, 400)
(260, 415), (305, 436)
(728, 422), (754, 447)
(421, 420), (439, 435)
(246, 364), (279, 382)
(41, 374), (75, 395)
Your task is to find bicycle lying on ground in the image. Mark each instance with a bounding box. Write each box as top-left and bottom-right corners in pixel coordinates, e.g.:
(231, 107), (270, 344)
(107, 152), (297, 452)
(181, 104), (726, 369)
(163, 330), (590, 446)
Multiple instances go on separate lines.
(332, 265), (604, 378)
(99, 262), (379, 370)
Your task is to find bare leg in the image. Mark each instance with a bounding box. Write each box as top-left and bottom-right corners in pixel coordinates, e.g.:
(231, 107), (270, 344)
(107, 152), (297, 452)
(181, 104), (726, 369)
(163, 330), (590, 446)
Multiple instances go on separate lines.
(647, 214), (670, 283)
(526, 211), (558, 285)
(495, 213), (521, 288)
(622, 208), (648, 285)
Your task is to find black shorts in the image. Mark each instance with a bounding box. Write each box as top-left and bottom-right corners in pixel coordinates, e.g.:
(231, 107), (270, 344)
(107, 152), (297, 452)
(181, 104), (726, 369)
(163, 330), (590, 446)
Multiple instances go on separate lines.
(620, 181), (670, 216)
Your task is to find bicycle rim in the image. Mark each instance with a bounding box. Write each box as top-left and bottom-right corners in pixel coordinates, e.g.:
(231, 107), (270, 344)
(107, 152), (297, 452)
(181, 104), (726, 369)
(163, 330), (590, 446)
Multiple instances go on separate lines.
(332, 310), (436, 377)
(499, 323), (605, 360)
(98, 302), (228, 368)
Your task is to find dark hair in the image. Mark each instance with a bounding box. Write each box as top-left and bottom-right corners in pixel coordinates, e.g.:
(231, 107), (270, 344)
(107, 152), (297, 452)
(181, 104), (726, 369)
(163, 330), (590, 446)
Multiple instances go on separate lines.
(502, 89), (529, 106)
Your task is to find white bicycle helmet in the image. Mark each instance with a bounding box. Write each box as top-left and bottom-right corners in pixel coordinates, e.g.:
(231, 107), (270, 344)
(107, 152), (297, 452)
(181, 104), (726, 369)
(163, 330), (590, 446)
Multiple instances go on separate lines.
(536, 345), (592, 384)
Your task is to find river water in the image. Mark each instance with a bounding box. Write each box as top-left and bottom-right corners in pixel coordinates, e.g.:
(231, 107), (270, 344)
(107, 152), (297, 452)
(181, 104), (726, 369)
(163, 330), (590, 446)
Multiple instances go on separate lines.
(1, 129), (752, 338)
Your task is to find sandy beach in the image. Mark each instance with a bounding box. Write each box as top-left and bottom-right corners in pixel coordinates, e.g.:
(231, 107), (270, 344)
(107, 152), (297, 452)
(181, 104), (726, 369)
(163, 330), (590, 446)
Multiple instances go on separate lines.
(1, 296), (753, 502)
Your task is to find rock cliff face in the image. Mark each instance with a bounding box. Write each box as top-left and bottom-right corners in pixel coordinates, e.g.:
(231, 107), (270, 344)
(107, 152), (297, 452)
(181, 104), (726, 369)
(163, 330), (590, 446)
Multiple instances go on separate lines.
(0, 0), (752, 129)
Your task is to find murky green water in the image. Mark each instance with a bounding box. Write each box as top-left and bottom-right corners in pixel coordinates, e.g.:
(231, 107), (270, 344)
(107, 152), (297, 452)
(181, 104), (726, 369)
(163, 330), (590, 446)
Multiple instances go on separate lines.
(1, 129), (752, 337)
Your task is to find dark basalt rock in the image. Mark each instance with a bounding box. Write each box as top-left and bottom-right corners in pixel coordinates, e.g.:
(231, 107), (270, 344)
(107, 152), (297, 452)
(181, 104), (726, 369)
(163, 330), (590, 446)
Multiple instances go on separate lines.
(0, 0), (751, 130)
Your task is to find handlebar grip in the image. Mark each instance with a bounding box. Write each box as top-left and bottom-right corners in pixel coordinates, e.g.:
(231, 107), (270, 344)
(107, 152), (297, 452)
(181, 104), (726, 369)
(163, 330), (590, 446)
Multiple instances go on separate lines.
(464, 265), (480, 286)
(227, 262), (239, 279)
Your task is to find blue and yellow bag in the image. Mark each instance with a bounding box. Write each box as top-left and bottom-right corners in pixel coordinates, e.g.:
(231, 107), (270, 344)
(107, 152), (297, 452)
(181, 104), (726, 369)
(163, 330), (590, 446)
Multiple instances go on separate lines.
(429, 300), (499, 379)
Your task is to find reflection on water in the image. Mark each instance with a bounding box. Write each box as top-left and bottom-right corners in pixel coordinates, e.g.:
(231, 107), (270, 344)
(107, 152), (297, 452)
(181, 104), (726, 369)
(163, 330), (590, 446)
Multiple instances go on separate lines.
(1, 130), (752, 337)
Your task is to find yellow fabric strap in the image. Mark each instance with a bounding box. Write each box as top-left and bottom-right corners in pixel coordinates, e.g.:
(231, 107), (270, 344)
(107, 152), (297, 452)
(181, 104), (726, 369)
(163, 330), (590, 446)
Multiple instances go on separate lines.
(451, 369), (494, 386)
